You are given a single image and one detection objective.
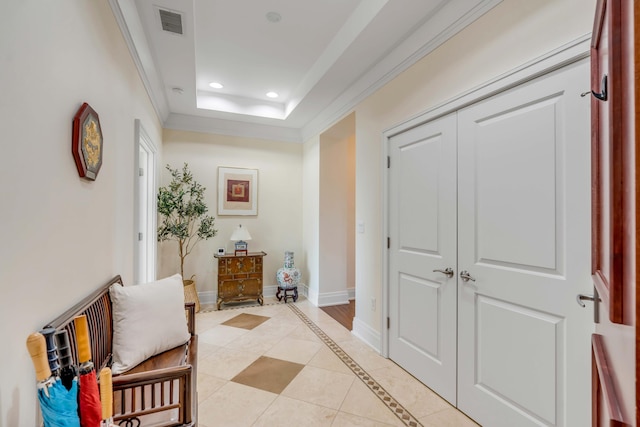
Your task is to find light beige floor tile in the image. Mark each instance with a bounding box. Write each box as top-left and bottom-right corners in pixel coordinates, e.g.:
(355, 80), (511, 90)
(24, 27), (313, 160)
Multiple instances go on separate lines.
(307, 346), (354, 375)
(281, 365), (355, 409)
(197, 372), (227, 403)
(340, 379), (406, 426)
(332, 412), (399, 426)
(253, 395), (337, 427)
(198, 324), (249, 346)
(265, 336), (323, 364)
(198, 346), (261, 380)
(252, 314), (303, 337)
(316, 320), (356, 341)
(197, 341), (223, 359)
(198, 382), (277, 427)
(286, 323), (324, 343)
(371, 365), (451, 418)
(225, 329), (284, 354)
(337, 340), (396, 372)
(419, 408), (480, 427)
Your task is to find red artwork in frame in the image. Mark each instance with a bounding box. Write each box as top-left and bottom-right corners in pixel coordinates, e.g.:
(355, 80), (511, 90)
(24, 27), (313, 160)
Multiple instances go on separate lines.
(72, 102), (103, 180)
(227, 179), (250, 202)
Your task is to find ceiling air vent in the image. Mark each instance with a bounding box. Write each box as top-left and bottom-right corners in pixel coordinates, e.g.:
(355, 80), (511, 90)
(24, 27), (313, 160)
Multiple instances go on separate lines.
(159, 9), (183, 35)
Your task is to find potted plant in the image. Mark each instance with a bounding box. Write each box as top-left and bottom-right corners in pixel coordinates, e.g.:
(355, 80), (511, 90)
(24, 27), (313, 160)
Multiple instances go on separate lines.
(157, 163), (217, 310)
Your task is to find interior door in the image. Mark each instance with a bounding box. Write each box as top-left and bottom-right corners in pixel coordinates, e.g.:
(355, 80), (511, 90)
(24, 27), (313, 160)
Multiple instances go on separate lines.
(388, 112), (458, 405)
(456, 60), (593, 427)
(590, 1), (636, 425)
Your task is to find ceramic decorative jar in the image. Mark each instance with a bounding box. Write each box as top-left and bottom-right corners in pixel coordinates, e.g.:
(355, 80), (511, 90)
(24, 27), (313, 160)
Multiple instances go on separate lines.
(276, 251), (301, 288)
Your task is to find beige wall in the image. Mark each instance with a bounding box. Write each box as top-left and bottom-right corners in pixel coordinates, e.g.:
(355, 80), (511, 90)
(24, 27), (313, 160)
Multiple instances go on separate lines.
(0, 1), (162, 425)
(302, 136), (321, 297)
(351, 0), (597, 339)
(160, 130), (303, 300)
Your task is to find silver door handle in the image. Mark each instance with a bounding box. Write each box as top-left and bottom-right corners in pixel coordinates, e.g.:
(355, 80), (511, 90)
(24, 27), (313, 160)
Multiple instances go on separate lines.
(576, 294), (600, 307)
(433, 268), (454, 278)
(460, 270), (475, 282)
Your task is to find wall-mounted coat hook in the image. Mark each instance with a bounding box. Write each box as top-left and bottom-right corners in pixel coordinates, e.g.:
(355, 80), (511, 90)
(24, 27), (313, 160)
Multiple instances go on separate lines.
(592, 74), (608, 101)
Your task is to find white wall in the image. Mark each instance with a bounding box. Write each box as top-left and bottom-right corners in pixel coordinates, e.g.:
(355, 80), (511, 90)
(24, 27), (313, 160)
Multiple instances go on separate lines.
(160, 130), (303, 301)
(302, 136), (320, 301)
(0, 1), (162, 426)
(350, 0), (597, 345)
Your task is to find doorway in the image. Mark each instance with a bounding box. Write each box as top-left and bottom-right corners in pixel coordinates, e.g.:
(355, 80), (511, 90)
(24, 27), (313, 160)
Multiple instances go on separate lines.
(134, 119), (158, 284)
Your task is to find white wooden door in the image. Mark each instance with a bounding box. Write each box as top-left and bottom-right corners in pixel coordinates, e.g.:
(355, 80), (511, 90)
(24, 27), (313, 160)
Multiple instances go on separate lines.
(388, 113), (458, 404)
(457, 60), (593, 426)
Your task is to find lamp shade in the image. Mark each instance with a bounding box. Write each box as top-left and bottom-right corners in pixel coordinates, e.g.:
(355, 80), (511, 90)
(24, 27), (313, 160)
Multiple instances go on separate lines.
(230, 225), (252, 241)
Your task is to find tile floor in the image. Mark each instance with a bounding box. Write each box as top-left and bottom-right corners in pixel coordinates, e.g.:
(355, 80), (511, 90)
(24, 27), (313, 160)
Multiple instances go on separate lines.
(196, 298), (479, 427)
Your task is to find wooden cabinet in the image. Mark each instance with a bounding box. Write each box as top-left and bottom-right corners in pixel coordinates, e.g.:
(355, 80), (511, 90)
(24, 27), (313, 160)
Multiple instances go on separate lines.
(214, 252), (266, 310)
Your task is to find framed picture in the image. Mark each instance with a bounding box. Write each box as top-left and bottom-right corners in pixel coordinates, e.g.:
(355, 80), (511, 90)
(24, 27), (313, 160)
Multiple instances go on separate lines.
(218, 167), (258, 215)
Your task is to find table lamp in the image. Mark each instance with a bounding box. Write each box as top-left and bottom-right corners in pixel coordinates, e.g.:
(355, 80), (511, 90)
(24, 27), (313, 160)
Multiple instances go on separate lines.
(230, 224), (252, 255)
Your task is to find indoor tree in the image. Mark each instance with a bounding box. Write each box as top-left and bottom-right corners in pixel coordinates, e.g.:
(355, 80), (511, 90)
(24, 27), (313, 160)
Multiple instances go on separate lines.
(157, 163), (217, 279)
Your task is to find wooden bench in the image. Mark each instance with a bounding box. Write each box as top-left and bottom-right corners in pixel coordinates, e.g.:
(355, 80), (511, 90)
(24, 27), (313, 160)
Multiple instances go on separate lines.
(46, 275), (197, 427)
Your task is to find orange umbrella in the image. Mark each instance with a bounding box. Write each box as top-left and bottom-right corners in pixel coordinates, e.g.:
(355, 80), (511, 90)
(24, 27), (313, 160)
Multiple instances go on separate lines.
(99, 367), (115, 426)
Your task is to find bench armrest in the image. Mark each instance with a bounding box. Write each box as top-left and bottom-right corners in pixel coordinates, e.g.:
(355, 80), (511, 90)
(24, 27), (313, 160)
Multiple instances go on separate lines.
(112, 364), (193, 388)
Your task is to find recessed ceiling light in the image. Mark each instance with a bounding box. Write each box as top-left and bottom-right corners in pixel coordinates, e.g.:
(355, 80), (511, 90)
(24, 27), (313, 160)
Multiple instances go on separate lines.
(266, 11), (281, 23)
(266, 92), (279, 98)
(209, 82), (223, 89)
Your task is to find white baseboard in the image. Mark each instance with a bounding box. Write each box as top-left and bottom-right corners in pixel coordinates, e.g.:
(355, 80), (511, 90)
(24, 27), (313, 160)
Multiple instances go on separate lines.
(317, 290), (350, 307)
(347, 287), (355, 300)
(352, 317), (381, 353)
(198, 290), (216, 305)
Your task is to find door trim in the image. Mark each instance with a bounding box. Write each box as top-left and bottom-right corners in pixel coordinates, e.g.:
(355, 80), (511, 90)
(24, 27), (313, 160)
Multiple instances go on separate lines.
(134, 119), (158, 285)
(381, 34), (590, 357)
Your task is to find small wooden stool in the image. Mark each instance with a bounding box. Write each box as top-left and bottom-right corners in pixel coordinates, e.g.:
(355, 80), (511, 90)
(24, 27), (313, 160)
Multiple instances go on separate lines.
(276, 285), (298, 303)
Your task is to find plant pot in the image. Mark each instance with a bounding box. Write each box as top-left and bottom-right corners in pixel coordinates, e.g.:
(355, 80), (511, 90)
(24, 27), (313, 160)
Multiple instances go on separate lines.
(183, 275), (200, 313)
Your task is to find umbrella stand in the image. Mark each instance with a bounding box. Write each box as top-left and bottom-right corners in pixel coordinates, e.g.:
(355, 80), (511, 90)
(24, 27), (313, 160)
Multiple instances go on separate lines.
(75, 315), (102, 427)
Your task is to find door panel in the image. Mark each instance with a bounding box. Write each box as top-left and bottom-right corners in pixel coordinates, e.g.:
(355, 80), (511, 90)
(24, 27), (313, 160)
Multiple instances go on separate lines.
(457, 60), (592, 427)
(388, 113), (457, 405)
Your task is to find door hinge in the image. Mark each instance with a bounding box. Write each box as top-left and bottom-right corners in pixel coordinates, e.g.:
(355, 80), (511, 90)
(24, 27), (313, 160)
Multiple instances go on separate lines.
(138, 232), (143, 241)
(387, 156), (390, 168)
(139, 167), (144, 177)
(387, 317), (390, 329)
(387, 237), (390, 249)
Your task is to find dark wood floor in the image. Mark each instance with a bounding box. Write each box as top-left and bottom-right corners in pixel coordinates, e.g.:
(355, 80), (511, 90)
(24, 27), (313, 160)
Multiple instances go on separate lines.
(320, 300), (355, 331)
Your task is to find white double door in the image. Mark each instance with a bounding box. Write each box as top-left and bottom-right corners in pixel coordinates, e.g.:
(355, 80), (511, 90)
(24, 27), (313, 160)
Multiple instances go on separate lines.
(388, 60), (593, 426)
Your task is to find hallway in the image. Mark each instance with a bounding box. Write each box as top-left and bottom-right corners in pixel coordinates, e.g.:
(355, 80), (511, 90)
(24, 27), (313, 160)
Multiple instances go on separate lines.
(195, 299), (478, 426)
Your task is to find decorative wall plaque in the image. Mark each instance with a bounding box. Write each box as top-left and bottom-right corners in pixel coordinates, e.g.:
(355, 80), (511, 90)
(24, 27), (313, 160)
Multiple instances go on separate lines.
(72, 103), (103, 180)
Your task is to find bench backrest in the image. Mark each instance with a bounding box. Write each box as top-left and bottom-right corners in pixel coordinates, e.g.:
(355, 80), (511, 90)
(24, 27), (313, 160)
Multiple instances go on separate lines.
(46, 276), (122, 371)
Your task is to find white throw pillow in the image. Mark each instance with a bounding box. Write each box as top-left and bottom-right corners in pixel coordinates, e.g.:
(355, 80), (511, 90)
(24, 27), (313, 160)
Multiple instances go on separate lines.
(109, 274), (190, 374)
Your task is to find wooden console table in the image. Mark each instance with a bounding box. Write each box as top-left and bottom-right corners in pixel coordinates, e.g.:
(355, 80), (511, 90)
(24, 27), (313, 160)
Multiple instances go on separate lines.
(214, 251), (266, 310)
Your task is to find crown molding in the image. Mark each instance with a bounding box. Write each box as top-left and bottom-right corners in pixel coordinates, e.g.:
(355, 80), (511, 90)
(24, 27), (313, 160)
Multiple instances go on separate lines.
(164, 113), (303, 143)
(108, 0), (170, 122)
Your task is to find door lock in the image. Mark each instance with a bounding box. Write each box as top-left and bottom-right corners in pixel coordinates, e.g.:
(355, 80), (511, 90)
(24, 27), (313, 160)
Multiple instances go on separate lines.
(459, 270), (476, 282)
(433, 268), (454, 278)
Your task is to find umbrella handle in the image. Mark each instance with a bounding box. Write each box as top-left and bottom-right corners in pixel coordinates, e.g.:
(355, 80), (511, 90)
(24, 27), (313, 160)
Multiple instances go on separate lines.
(26, 333), (51, 382)
(74, 315), (92, 364)
(99, 367), (113, 422)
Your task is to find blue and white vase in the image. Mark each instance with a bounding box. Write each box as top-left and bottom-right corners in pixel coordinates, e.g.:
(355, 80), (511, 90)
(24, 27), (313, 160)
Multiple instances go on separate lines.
(276, 251), (301, 288)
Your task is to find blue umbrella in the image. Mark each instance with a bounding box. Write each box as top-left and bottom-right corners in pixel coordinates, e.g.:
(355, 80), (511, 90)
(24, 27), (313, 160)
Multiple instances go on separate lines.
(39, 378), (81, 427)
(27, 329), (80, 427)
